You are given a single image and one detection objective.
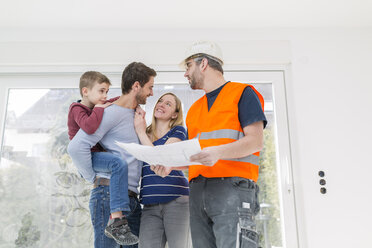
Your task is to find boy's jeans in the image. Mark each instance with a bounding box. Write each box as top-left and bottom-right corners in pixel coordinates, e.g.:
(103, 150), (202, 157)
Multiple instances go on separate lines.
(89, 185), (141, 248)
(189, 176), (260, 248)
(92, 152), (130, 214)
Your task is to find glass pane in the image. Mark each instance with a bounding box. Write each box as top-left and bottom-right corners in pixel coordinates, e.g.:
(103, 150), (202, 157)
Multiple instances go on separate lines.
(0, 83), (281, 248)
(1, 89), (92, 247)
(254, 86), (284, 248)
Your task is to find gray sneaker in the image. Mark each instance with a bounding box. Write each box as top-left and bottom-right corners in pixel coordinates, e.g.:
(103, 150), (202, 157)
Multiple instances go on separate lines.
(104, 217), (139, 246)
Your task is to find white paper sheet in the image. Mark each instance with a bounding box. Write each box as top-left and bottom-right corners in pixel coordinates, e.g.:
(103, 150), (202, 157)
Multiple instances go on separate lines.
(115, 139), (203, 167)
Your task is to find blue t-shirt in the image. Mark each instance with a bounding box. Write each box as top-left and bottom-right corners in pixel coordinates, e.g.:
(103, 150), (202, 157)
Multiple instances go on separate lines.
(206, 82), (267, 128)
(140, 126), (189, 205)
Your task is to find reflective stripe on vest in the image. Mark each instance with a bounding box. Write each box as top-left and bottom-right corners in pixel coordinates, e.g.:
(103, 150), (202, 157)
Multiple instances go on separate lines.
(199, 129), (244, 140)
(199, 129), (260, 166)
(229, 154), (259, 164)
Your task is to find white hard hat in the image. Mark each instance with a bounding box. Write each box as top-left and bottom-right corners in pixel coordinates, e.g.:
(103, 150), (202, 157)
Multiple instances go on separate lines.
(179, 41), (223, 69)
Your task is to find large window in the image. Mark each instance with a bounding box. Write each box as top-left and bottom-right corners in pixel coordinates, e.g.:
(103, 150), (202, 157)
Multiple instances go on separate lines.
(0, 69), (297, 247)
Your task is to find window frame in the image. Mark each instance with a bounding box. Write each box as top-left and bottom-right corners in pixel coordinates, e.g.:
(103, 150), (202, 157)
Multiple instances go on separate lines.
(0, 64), (299, 248)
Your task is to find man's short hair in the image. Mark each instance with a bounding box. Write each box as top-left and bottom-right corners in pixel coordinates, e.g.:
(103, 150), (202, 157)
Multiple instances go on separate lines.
(79, 71), (111, 97)
(121, 62), (157, 94)
(194, 54), (224, 74)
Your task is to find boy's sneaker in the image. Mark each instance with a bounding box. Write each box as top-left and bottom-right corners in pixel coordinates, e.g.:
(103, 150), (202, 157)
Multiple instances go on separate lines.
(104, 217), (139, 246)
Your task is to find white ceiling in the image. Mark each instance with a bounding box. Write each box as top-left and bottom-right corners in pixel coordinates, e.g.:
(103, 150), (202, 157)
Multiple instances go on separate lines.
(1, 0), (371, 29)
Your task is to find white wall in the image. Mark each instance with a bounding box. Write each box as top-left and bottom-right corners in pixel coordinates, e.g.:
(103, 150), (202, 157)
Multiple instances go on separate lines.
(284, 28), (372, 248)
(1, 27), (372, 248)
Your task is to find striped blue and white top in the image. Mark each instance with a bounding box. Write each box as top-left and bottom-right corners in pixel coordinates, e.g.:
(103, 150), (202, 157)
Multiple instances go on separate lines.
(140, 126), (189, 205)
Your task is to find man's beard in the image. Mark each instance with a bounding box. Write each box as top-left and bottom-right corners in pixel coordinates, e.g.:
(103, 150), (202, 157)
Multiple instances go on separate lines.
(189, 72), (204, 90)
(136, 92), (147, 105)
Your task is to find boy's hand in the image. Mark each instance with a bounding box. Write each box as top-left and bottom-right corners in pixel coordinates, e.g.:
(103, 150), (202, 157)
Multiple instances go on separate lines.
(95, 102), (113, 108)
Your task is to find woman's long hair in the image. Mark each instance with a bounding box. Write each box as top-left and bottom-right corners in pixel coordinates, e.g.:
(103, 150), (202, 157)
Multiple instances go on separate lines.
(146, 92), (184, 142)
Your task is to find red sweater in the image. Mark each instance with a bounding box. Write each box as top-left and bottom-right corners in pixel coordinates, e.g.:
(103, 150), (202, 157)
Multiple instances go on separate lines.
(67, 96), (119, 152)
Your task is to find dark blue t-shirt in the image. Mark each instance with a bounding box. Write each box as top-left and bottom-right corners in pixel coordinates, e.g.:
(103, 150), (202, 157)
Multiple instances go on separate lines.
(140, 126), (189, 205)
(206, 82), (267, 128)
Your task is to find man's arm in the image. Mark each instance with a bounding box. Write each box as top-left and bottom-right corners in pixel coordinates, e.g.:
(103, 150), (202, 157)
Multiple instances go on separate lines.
(68, 109), (117, 183)
(67, 129), (98, 183)
(190, 121), (264, 166)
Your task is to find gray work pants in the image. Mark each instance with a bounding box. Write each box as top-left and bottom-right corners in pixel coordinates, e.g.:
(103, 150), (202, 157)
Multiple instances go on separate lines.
(189, 175), (260, 248)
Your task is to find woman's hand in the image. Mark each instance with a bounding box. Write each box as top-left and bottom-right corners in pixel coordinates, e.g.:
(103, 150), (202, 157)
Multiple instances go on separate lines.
(134, 111), (147, 134)
(135, 105), (145, 117)
(150, 165), (173, 178)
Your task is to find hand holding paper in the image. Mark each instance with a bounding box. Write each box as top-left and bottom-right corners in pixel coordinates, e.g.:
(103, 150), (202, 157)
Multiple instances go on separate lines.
(189, 146), (220, 167)
(116, 139), (203, 167)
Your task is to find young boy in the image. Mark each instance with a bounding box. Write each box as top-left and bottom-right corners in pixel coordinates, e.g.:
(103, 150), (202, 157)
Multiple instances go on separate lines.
(67, 71), (138, 246)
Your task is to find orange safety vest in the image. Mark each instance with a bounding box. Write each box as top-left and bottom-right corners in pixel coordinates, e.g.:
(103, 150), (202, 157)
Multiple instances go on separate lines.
(186, 82), (264, 182)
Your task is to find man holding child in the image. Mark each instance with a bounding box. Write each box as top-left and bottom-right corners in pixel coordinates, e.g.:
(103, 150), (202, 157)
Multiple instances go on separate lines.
(68, 62), (156, 248)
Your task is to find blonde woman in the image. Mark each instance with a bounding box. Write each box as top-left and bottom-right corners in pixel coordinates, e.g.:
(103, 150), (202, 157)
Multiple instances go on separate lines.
(134, 93), (189, 248)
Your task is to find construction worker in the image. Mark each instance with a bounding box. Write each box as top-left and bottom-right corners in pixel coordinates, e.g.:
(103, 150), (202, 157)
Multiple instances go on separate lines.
(153, 41), (266, 247)
(184, 41), (267, 248)
(152, 41), (267, 248)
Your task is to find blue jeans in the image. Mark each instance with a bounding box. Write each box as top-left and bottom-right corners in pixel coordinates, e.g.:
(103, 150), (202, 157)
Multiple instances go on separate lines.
(89, 185), (141, 248)
(189, 176), (260, 248)
(92, 152), (130, 214)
